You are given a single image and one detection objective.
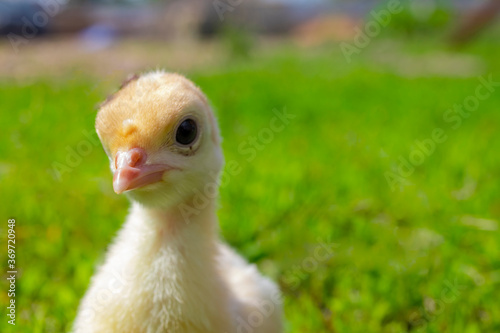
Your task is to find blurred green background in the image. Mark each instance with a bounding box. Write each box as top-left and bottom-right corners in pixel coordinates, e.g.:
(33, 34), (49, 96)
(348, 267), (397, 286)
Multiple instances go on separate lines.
(1, 0), (500, 332)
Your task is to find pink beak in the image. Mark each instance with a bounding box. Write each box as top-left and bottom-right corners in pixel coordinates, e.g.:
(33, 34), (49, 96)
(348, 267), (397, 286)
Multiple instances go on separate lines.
(113, 148), (170, 194)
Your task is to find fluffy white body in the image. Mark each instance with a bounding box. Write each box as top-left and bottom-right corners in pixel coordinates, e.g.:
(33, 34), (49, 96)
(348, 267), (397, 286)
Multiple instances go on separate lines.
(73, 71), (282, 333)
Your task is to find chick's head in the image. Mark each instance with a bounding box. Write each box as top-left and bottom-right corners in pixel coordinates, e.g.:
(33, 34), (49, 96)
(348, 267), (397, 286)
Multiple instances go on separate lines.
(96, 71), (223, 208)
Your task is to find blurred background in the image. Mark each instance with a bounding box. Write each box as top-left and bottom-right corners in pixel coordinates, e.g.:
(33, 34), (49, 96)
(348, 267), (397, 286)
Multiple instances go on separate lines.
(1, 0), (500, 332)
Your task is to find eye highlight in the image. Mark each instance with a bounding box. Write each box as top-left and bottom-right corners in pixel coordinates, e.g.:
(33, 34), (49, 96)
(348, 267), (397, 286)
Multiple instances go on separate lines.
(175, 118), (198, 145)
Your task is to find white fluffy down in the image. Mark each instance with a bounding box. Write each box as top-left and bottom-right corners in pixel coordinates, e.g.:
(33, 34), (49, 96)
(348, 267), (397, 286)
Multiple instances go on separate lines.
(73, 203), (282, 333)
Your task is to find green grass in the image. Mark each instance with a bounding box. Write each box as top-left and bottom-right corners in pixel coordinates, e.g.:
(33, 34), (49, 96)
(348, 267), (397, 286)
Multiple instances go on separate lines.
(2, 37), (500, 332)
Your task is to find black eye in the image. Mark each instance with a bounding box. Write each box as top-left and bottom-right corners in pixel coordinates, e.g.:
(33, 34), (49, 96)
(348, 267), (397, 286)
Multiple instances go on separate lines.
(176, 118), (197, 145)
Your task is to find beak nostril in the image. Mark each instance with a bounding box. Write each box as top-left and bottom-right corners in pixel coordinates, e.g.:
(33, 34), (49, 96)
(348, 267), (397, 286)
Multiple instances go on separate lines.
(128, 149), (142, 167)
(116, 148), (147, 169)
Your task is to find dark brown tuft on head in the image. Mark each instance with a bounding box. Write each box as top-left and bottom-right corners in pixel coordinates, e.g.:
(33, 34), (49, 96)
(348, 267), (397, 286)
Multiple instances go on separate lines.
(98, 73), (139, 109)
(120, 74), (139, 89)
